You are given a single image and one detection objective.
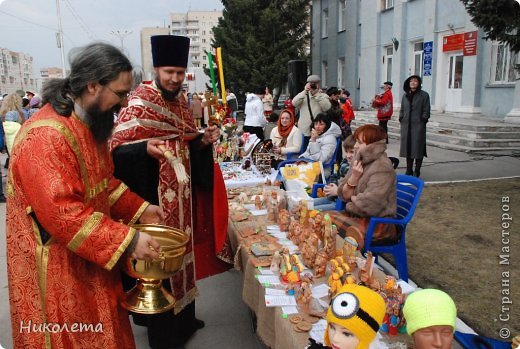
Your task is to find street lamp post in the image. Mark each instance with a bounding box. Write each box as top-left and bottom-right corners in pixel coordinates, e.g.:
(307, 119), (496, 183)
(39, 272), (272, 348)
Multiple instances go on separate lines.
(110, 30), (132, 50)
(56, 0), (66, 77)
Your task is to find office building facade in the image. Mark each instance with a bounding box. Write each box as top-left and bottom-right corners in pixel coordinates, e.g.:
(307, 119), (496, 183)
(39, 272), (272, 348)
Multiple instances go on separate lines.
(311, 0), (520, 120)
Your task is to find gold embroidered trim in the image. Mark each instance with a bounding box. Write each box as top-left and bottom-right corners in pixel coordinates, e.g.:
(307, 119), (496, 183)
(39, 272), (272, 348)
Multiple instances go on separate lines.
(108, 182), (128, 207)
(128, 97), (196, 132)
(129, 201), (150, 225)
(35, 244), (52, 348)
(104, 227), (136, 271)
(89, 178), (109, 199)
(67, 212), (103, 252)
(173, 286), (199, 315)
(6, 180), (14, 197)
(12, 119), (92, 200)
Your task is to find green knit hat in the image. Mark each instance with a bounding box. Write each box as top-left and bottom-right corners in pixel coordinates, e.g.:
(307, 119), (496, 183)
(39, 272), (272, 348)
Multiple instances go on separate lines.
(403, 289), (457, 336)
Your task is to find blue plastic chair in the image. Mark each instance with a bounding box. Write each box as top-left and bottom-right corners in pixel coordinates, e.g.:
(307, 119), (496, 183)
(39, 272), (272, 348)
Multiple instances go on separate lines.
(455, 331), (512, 349)
(285, 134), (306, 160)
(322, 138), (342, 179)
(363, 174), (424, 282)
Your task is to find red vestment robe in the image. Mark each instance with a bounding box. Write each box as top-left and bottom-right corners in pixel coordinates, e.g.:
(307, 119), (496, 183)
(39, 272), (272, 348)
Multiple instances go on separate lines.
(111, 82), (232, 315)
(6, 104), (148, 349)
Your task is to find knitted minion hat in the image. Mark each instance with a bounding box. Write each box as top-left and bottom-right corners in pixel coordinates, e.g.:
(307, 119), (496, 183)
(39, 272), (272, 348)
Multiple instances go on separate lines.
(403, 289), (457, 336)
(325, 284), (386, 349)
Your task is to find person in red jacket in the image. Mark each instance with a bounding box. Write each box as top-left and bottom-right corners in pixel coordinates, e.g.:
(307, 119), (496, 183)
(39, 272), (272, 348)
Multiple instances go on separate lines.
(341, 89), (355, 126)
(372, 81), (393, 143)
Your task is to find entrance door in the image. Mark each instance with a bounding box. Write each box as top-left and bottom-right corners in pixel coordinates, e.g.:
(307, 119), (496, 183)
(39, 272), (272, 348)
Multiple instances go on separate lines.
(445, 54), (463, 111)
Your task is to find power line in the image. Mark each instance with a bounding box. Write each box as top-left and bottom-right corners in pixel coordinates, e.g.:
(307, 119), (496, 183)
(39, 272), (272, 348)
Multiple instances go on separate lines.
(0, 9), (57, 31)
(62, 0), (96, 40)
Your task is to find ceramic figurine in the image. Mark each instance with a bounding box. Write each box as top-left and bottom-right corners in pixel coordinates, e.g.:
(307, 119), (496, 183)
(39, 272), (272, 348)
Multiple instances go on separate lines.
(278, 209), (290, 232)
(359, 252), (374, 286)
(291, 223), (303, 245)
(291, 254), (305, 273)
(328, 268), (344, 297)
(297, 279), (312, 313)
(254, 195), (262, 209)
(287, 217), (297, 240)
(270, 250), (281, 272)
(238, 192), (248, 204)
(328, 259), (339, 274)
(300, 201), (308, 226)
(388, 304), (400, 336)
(313, 250), (328, 278)
(312, 212), (324, 233)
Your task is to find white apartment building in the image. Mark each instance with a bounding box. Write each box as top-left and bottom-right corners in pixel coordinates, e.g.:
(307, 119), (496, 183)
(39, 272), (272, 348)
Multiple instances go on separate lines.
(0, 48), (36, 96)
(171, 10), (222, 93)
(40, 67), (67, 91)
(140, 27), (171, 81)
(140, 10), (222, 92)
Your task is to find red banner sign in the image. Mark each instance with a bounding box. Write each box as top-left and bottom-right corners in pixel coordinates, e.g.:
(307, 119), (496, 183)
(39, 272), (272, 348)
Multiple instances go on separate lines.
(443, 34), (465, 52)
(463, 31), (478, 56)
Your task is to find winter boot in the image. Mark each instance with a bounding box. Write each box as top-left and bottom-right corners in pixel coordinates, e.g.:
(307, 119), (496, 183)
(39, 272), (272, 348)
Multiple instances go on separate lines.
(405, 158), (413, 176)
(414, 158), (423, 178)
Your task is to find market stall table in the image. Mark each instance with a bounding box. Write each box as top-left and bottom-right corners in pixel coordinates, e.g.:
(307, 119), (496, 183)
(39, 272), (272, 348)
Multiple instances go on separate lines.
(228, 213), (416, 349)
(220, 162), (268, 189)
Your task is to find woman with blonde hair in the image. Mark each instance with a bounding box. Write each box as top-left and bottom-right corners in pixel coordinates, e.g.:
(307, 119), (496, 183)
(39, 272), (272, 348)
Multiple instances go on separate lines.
(0, 93), (24, 155)
(0, 93), (25, 124)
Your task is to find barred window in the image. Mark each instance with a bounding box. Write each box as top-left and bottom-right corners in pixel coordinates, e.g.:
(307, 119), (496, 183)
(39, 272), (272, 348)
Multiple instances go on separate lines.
(491, 43), (518, 83)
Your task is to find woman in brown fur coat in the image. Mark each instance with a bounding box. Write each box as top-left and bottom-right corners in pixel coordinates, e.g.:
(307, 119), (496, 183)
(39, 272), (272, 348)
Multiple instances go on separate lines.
(328, 124), (397, 249)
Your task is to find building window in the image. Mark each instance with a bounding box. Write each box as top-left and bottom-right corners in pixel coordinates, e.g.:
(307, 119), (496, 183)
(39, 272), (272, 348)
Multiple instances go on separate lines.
(203, 63), (207, 68)
(11, 55), (18, 64)
(321, 8), (329, 38)
(491, 43), (518, 83)
(337, 58), (345, 87)
(321, 61), (328, 87)
(384, 46), (393, 82)
(413, 41), (424, 77)
(381, 0), (394, 10)
(338, 0), (346, 32)
(203, 55), (206, 60)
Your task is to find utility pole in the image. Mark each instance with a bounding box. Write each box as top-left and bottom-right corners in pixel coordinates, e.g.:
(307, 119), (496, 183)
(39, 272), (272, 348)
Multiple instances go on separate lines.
(110, 30), (132, 50)
(56, 0), (66, 77)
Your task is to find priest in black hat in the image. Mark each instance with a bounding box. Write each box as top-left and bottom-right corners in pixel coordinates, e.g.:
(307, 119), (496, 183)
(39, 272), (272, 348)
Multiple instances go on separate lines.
(111, 35), (232, 349)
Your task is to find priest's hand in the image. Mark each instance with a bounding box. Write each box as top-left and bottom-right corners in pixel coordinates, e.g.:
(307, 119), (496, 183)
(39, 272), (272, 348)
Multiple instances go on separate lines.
(147, 139), (166, 160)
(132, 232), (161, 260)
(201, 125), (220, 147)
(139, 205), (165, 224)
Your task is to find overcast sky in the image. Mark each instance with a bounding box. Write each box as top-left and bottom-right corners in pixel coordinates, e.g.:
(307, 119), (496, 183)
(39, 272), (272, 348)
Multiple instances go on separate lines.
(0, 0), (223, 75)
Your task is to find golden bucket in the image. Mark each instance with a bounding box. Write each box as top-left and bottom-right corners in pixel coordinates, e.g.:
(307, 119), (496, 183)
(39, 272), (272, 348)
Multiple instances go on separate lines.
(120, 224), (189, 314)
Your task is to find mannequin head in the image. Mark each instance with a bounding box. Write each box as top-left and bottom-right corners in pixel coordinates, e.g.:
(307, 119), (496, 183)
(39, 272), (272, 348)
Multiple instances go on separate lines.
(403, 289), (457, 349)
(324, 284), (386, 349)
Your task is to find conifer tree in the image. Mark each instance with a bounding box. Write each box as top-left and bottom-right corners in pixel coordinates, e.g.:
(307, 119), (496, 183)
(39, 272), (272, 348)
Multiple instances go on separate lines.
(460, 0), (520, 52)
(212, 0), (310, 97)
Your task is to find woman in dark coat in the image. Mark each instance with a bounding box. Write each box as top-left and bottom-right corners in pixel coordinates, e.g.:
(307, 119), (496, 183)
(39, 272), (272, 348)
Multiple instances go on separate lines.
(399, 75), (430, 177)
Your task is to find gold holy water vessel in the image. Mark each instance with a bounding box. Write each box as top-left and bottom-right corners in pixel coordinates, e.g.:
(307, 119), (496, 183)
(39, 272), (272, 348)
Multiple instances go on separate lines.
(120, 224), (189, 314)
